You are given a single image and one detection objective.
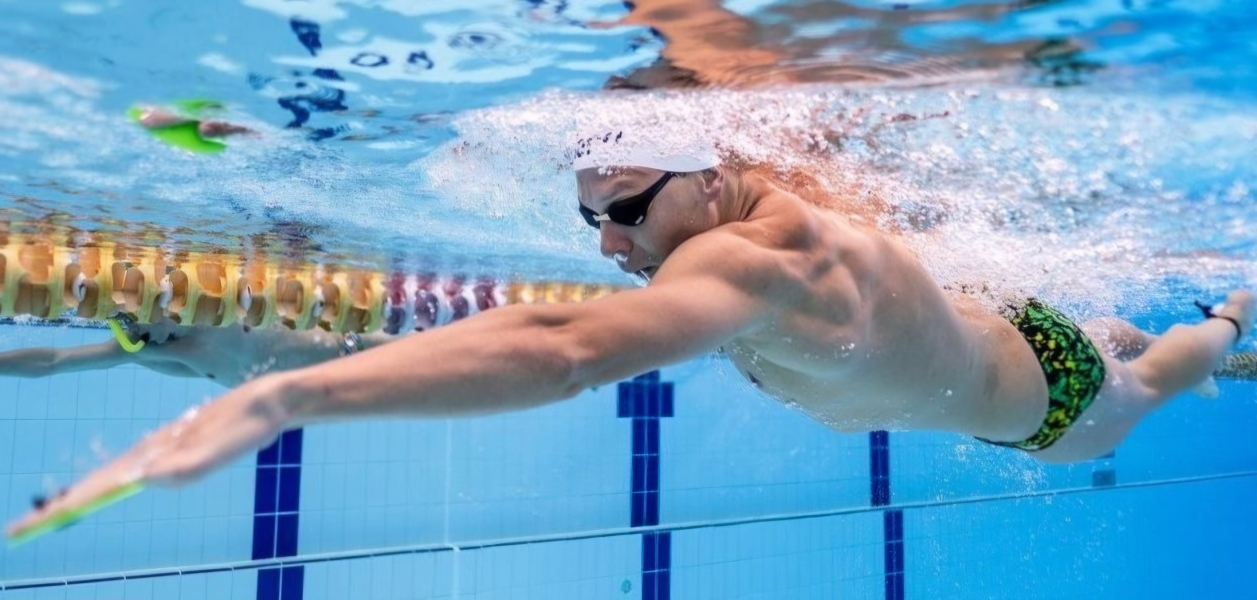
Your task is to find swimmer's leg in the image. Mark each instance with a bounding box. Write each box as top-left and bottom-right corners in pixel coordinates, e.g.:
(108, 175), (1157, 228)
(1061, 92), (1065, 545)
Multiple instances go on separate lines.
(133, 107), (192, 129)
(1126, 291), (1252, 405)
(1083, 316), (1256, 371)
(1080, 317), (1155, 360)
(197, 121), (253, 138)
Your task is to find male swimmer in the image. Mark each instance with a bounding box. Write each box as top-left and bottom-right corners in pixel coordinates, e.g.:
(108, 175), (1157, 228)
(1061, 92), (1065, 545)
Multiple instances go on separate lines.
(6, 133), (1253, 539)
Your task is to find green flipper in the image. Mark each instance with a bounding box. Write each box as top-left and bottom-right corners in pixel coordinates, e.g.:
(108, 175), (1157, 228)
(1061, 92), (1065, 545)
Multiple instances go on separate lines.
(127, 105), (227, 155)
(8, 482), (145, 547)
(172, 98), (225, 117)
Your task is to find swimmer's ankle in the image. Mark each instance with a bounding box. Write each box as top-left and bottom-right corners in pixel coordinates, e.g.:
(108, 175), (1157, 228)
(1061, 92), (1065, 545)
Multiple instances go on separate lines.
(1219, 290), (1254, 341)
(1197, 291), (1252, 344)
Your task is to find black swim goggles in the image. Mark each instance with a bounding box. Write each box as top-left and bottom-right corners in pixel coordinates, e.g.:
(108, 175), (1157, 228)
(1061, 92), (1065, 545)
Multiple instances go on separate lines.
(579, 171), (678, 229)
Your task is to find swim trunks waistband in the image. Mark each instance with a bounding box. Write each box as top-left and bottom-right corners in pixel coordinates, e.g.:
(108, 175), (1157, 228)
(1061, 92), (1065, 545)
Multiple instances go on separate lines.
(977, 299), (1107, 452)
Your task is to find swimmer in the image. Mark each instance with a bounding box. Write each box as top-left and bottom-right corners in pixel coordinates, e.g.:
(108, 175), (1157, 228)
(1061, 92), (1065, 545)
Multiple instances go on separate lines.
(6, 133), (1253, 538)
(129, 100), (254, 154)
(0, 316), (392, 389)
(132, 103), (253, 139)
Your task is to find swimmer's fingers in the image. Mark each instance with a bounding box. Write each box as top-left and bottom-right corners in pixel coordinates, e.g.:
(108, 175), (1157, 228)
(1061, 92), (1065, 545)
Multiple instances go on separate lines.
(4, 434), (159, 541)
(121, 375), (291, 486)
(6, 376), (291, 541)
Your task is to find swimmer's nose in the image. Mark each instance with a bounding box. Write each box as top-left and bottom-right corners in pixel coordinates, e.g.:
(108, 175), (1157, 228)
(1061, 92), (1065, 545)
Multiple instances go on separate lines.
(599, 225), (630, 260)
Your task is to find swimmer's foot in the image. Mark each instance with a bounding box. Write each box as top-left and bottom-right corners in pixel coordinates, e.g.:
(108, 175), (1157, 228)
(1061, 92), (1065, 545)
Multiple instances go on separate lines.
(1210, 290), (1254, 344)
(1189, 291), (1254, 397)
(1191, 375), (1219, 399)
(198, 121), (253, 138)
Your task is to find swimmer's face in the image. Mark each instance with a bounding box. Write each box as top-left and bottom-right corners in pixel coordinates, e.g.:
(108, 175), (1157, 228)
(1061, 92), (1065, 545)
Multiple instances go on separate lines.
(576, 166), (722, 282)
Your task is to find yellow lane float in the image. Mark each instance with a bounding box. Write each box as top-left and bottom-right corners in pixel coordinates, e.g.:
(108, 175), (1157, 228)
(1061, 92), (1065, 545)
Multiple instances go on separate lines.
(0, 237), (622, 333)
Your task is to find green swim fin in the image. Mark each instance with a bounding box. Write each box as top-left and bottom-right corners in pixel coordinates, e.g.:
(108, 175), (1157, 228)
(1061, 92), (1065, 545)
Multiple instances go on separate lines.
(172, 98), (225, 117)
(127, 105), (227, 155)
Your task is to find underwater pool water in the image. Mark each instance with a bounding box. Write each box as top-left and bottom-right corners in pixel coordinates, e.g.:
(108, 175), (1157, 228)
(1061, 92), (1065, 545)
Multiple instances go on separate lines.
(0, 0), (1255, 598)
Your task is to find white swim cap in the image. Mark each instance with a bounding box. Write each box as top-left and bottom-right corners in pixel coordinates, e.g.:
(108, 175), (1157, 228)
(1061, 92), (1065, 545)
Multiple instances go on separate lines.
(571, 130), (719, 173)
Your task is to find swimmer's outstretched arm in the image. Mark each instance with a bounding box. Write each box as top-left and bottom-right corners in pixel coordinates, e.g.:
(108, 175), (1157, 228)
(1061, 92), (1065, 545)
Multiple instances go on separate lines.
(0, 342), (133, 378)
(6, 231), (792, 536)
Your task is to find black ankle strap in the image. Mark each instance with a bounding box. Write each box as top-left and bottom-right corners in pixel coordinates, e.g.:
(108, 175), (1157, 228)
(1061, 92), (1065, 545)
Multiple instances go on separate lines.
(1196, 300), (1243, 344)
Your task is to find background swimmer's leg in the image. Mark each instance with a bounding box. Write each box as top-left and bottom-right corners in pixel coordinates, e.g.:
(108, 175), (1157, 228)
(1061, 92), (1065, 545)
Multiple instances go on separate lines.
(1126, 291), (1253, 405)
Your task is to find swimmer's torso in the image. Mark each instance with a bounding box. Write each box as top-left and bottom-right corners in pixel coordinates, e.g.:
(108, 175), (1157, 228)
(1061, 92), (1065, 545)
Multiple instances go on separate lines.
(715, 187), (1047, 441)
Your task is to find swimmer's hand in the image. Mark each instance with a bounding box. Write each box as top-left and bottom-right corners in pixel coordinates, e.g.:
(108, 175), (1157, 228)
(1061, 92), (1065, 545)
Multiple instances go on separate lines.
(5, 375), (293, 542)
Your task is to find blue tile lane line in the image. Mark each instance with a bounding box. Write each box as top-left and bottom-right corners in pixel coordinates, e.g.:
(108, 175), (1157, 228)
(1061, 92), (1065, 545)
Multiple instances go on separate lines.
(620, 371), (673, 600)
(884, 510), (904, 600)
(642, 532), (672, 600)
(1093, 450), (1117, 487)
(870, 431), (904, 600)
(869, 431), (890, 507)
(1092, 469), (1117, 487)
(254, 429), (305, 600)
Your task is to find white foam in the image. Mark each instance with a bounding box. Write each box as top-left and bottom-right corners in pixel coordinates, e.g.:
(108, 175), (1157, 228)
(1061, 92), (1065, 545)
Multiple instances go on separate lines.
(418, 84), (1256, 315)
(1, 55), (1252, 307)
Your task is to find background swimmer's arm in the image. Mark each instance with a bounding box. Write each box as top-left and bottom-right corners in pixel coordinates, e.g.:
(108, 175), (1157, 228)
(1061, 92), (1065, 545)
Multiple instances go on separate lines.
(0, 340), (205, 380)
(0, 342), (134, 378)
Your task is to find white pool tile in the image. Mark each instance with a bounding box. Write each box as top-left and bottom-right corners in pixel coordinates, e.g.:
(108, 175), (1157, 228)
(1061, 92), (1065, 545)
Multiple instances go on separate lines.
(14, 378), (51, 420)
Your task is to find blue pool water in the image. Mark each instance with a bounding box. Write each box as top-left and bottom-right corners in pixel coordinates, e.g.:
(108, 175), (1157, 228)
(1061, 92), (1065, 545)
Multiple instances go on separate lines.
(1, 0), (1256, 598)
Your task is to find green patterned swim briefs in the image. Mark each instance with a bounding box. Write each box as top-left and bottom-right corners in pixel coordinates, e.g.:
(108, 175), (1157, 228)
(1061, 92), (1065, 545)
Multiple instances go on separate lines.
(978, 299), (1107, 452)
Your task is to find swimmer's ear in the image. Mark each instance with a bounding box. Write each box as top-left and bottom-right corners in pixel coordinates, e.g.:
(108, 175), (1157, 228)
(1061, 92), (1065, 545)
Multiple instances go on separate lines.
(697, 167), (723, 202)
